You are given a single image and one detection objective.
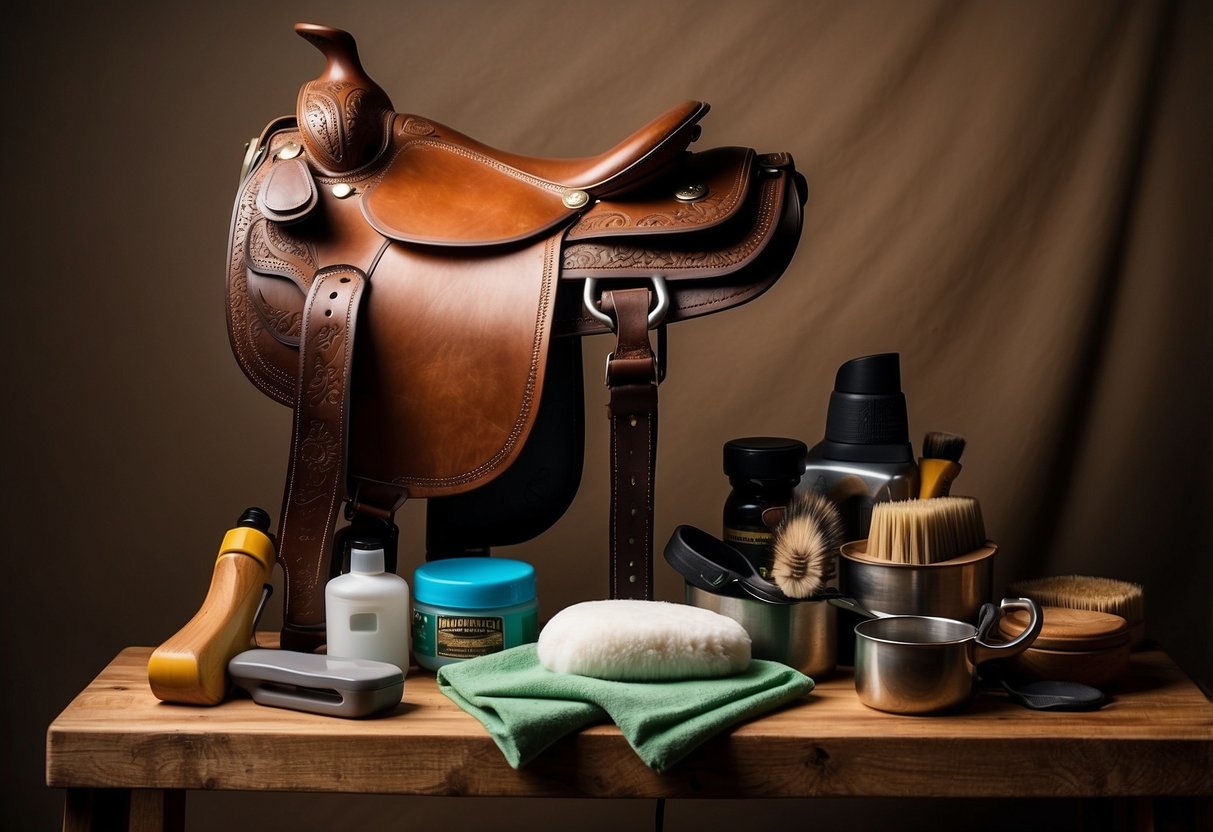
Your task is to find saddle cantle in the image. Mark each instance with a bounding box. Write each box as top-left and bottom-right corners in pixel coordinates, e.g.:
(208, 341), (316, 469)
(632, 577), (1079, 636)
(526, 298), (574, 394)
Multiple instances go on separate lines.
(226, 23), (807, 650)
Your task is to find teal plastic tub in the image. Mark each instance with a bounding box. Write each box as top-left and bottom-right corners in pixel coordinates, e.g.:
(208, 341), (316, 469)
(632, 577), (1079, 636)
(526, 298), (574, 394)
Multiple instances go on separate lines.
(411, 557), (538, 671)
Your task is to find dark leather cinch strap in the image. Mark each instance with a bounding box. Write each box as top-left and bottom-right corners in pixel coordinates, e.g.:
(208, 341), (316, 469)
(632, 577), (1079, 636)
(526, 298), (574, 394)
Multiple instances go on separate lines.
(278, 266), (366, 651)
(603, 287), (661, 600)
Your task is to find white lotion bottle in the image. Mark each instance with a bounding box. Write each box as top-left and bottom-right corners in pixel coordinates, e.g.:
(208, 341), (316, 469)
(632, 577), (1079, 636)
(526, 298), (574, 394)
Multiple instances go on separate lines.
(325, 542), (410, 673)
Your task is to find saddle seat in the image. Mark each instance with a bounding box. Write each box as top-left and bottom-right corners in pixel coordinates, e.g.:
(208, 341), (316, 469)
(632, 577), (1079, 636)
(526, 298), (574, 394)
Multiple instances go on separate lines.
(277, 24), (712, 247)
(399, 100), (710, 195)
(361, 101), (710, 247)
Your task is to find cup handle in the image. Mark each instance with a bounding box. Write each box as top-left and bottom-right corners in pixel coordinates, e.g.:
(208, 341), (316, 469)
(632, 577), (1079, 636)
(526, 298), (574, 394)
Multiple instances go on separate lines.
(975, 602), (998, 640)
(972, 597), (1042, 665)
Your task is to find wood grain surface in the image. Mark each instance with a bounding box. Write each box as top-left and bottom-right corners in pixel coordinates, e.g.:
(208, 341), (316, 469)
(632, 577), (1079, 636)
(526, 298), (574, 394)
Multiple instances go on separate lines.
(47, 645), (1213, 799)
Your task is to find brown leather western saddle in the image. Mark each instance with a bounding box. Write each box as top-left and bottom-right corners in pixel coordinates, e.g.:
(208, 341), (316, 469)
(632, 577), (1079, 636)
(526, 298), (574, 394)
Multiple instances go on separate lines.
(226, 23), (806, 650)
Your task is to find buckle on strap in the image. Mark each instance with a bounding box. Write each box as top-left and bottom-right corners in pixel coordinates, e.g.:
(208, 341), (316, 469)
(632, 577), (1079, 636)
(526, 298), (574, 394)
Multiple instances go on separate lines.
(582, 276), (669, 332)
(603, 325), (667, 388)
(604, 350), (660, 388)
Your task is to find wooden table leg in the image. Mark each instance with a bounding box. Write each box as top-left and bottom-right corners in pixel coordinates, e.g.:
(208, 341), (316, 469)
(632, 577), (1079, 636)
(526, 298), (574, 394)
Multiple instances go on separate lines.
(1141, 796), (1213, 832)
(63, 788), (128, 832)
(130, 789), (185, 832)
(1106, 797), (1213, 832)
(62, 788), (185, 832)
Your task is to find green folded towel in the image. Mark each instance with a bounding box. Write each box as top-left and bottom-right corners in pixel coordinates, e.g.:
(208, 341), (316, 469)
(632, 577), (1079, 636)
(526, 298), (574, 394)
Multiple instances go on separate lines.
(436, 644), (812, 771)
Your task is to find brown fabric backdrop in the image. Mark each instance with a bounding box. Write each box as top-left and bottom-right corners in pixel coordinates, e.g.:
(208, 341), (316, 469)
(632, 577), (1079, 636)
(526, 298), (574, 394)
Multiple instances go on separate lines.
(6, 1), (1209, 828)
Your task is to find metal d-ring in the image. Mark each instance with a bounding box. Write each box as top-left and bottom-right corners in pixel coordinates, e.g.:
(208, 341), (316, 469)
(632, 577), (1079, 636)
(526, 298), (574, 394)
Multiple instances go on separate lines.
(582, 276), (670, 332)
(239, 137), (264, 184)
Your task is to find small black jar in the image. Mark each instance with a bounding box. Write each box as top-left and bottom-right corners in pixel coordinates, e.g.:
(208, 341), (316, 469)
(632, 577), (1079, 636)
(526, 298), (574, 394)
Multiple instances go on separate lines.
(722, 437), (808, 577)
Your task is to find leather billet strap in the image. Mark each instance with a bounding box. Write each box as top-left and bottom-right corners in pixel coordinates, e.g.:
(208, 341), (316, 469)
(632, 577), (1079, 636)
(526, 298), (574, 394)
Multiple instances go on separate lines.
(601, 287), (662, 600)
(278, 266), (366, 652)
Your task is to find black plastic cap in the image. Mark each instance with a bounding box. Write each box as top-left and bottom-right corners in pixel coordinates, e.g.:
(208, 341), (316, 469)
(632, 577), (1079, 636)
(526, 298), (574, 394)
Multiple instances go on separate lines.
(819, 354), (913, 462)
(348, 537), (386, 552)
(237, 507), (272, 532)
(834, 353), (901, 395)
(723, 437), (808, 480)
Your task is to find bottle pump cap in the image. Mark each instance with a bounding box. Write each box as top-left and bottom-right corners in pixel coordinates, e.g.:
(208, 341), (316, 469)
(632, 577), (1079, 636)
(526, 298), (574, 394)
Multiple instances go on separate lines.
(350, 540), (386, 575)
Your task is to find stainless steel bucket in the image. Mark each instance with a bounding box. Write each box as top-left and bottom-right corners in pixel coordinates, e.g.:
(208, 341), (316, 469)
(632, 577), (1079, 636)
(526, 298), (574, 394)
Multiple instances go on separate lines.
(840, 541), (996, 623)
(686, 585), (836, 677)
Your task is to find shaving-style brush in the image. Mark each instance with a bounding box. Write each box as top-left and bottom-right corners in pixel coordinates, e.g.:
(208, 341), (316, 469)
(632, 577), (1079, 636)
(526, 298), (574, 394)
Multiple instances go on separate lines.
(770, 491), (844, 598)
(919, 431), (966, 499)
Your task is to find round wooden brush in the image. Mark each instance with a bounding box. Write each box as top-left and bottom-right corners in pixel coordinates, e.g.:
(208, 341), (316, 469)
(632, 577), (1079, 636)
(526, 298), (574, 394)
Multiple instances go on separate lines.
(1007, 575), (1145, 647)
(770, 492), (844, 599)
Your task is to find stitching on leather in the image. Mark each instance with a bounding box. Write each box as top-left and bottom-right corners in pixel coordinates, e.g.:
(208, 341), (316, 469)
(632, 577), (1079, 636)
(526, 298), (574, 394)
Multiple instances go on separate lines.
(569, 149), (750, 238)
(611, 413), (619, 595)
(560, 174), (780, 273)
(391, 236), (558, 489)
(279, 269), (362, 620)
(228, 161), (296, 400)
(316, 272), (360, 588)
(553, 177), (783, 336)
(278, 276), (323, 618)
(644, 410), (653, 599)
(366, 139), (565, 195)
(610, 405), (654, 599)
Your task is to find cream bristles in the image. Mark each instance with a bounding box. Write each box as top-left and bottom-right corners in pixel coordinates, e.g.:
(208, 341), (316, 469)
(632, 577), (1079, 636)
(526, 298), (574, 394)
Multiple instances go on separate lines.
(1007, 575), (1145, 643)
(867, 496), (986, 564)
(770, 492), (844, 599)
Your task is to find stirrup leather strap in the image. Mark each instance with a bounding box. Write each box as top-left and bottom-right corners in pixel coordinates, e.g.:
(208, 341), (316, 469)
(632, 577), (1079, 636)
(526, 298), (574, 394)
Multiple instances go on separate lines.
(603, 288), (660, 600)
(278, 266), (367, 651)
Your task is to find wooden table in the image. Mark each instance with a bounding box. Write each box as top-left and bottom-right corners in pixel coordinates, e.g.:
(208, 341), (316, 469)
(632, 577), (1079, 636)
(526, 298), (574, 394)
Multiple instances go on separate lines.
(47, 645), (1212, 831)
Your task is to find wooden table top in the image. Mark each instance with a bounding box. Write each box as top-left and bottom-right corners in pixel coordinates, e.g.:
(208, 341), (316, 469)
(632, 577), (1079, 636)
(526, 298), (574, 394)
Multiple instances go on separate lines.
(47, 645), (1213, 799)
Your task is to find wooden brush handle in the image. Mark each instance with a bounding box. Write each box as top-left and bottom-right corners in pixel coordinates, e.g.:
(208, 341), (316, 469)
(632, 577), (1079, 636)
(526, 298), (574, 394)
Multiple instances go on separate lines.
(149, 528), (276, 705)
(918, 458), (961, 499)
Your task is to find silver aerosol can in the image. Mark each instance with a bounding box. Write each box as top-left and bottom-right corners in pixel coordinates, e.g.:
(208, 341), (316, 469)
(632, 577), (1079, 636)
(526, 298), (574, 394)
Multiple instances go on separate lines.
(798, 353), (919, 543)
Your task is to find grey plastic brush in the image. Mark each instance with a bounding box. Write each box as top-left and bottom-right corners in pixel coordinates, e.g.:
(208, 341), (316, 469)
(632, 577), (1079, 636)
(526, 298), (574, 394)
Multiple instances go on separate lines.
(770, 491), (844, 599)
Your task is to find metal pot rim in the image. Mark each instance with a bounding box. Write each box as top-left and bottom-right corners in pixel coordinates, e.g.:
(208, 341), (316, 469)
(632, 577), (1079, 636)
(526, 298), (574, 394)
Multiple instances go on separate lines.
(841, 541), (997, 569)
(855, 614), (978, 646)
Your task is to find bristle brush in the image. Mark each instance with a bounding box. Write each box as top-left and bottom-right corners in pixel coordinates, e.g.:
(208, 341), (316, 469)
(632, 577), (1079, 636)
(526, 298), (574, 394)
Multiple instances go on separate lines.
(770, 492), (844, 599)
(867, 496), (986, 564)
(1007, 574), (1146, 647)
(919, 431), (966, 499)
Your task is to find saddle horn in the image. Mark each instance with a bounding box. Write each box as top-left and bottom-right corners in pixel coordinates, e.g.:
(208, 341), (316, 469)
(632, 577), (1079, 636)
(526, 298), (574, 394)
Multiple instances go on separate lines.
(294, 23), (394, 174)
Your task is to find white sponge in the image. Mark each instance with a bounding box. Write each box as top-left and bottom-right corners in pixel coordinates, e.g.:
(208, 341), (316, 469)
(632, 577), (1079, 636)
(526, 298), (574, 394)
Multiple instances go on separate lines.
(537, 600), (751, 681)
